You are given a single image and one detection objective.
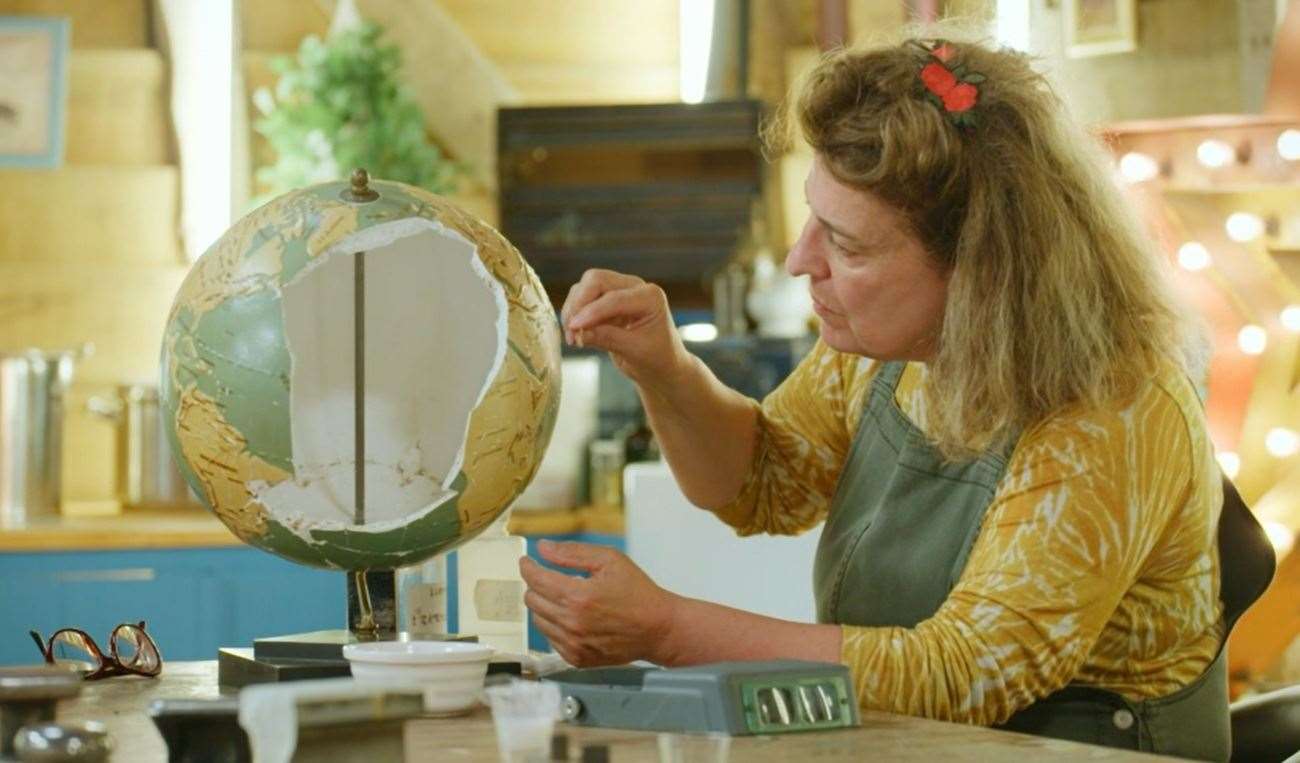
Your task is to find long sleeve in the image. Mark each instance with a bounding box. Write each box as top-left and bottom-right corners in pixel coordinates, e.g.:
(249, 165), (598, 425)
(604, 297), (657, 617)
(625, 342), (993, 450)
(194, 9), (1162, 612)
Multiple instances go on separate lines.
(838, 368), (1223, 724)
(711, 339), (874, 536)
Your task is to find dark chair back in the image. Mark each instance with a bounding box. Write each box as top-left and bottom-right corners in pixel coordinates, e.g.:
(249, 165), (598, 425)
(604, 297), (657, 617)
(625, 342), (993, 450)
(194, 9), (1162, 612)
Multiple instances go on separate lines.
(1220, 476), (1290, 763)
(1219, 477), (1275, 630)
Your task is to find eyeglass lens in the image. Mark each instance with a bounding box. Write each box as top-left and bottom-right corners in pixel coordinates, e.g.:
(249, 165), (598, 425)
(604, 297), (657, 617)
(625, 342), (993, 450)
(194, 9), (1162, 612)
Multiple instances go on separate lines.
(49, 630), (100, 673)
(111, 624), (161, 673)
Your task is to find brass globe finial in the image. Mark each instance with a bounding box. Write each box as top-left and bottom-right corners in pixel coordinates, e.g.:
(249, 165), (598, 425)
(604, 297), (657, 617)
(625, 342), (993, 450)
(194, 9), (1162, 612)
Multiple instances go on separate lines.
(340, 167), (380, 203)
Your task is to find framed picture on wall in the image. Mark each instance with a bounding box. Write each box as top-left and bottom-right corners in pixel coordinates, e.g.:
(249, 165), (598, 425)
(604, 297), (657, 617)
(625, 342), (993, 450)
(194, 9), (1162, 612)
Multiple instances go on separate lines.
(1063, 0), (1137, 58)
(0, 16), (70, 169)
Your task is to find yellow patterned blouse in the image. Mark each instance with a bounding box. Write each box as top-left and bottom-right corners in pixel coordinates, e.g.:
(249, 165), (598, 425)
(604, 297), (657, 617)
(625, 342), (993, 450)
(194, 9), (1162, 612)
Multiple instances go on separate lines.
(713, 339), (1223, 726)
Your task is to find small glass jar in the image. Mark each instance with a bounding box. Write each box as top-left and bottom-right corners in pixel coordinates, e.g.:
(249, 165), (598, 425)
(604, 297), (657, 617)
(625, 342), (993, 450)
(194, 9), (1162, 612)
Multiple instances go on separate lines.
(588, 439), (626, 509)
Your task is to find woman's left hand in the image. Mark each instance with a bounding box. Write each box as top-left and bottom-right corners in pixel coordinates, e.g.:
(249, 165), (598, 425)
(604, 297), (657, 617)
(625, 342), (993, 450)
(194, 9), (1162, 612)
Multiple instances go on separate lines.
(520, 540), (679, 667)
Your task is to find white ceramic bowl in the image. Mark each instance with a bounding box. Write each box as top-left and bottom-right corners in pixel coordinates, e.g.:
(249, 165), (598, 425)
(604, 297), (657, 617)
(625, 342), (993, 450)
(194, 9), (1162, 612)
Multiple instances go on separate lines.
(342, 640), (493, 713)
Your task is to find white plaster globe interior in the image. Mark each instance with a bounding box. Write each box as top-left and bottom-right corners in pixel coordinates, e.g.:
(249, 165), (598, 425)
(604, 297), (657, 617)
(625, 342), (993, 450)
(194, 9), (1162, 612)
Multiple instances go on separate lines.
(342, 640), (493, 713)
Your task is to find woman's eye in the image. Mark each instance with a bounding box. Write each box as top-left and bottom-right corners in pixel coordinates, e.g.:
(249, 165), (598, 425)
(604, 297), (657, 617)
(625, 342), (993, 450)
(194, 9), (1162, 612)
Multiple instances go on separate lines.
(831, 237), (860, 256)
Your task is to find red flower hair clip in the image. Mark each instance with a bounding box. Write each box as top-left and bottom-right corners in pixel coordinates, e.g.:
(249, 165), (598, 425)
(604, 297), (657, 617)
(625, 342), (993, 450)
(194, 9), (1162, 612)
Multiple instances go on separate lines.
(915, 40), (985, 130)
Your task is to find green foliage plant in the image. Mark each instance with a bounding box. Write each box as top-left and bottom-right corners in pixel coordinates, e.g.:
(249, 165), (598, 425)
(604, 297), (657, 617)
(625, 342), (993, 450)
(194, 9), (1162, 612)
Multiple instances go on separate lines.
(251, 21), (460, 206)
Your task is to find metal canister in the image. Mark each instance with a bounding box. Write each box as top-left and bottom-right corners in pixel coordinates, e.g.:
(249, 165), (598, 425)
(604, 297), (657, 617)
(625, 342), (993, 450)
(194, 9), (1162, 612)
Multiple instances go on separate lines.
(0, 348), (84, 525)
(88, 384), (196, 510)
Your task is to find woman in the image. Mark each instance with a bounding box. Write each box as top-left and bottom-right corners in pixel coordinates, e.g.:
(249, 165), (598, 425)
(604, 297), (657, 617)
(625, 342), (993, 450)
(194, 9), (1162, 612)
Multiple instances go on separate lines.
(520, 33), (1235, 759)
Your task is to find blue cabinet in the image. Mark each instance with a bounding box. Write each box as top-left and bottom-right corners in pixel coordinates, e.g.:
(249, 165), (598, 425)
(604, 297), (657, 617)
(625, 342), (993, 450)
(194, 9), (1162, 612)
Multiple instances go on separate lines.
(0, 547), (342, 667)
(1, 532), (626, 667)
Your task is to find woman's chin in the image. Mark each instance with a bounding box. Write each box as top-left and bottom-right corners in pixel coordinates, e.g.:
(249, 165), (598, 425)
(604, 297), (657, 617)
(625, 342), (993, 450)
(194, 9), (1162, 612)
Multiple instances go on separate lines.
(816, 323), (869, 357)
(817, 325), (918, 362)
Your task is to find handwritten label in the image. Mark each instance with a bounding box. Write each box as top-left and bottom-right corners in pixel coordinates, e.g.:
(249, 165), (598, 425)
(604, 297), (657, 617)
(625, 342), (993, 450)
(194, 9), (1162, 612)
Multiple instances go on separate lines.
(405, 582), (446, 636)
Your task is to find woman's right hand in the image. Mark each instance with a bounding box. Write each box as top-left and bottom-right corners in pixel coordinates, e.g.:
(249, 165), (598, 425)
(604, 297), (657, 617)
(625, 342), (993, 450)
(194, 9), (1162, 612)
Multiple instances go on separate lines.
(560, 269), (692, 390)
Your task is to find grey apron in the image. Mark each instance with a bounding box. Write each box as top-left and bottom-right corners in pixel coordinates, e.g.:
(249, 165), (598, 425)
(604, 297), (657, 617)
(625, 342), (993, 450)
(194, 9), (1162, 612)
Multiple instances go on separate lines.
(813, 361), (1266, 762)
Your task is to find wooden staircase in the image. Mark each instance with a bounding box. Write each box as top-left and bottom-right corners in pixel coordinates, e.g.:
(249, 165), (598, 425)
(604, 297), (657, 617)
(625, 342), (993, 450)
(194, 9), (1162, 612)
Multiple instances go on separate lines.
(0, 0), (187, 507)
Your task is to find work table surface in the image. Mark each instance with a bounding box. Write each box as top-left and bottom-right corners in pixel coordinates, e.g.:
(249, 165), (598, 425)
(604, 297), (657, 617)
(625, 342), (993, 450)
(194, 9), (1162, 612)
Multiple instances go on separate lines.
(57, 661), (1177, 762)
(0, 507), (623, 552)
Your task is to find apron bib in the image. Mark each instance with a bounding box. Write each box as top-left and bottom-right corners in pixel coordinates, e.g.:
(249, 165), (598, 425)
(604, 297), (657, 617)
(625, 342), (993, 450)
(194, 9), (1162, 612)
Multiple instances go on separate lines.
(813, 361), (1252, 762)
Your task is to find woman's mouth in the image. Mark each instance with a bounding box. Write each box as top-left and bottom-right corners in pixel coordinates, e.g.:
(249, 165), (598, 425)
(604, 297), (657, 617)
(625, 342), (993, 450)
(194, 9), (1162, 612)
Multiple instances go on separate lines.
(811, 295), (840, 319)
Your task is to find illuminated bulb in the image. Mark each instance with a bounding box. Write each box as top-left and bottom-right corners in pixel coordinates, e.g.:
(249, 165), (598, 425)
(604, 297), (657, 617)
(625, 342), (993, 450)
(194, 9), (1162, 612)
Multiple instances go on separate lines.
(1279, 129), (1300, 161)
(1215, 451), (1240, 479)
(1225, 212), (1265, 243)
(1176, 242), (1211, 271)
(1196, 139), (1236, 168)
(1263, 521), (1295, 556)
(1118, 152), (1160, 183)
(1281, 305), (1300, 332)
(1265, 427), (1300, 458)
(1237, 325), (1267, 354)
(679, 322), (718, 342)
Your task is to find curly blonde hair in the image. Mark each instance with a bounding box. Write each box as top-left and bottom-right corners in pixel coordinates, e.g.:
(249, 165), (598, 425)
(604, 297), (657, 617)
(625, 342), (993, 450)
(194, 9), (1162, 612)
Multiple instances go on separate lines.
(772, 28), (1205, 459)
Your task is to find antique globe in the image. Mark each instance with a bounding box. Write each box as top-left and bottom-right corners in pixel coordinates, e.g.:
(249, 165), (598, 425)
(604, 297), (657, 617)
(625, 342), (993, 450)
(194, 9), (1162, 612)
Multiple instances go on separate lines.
(159, 171), (561, 570)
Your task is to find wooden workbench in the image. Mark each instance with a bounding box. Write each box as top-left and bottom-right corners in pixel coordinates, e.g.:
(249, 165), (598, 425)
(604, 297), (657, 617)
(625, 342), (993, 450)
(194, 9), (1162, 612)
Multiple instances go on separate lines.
(53, 661), (1177, 762)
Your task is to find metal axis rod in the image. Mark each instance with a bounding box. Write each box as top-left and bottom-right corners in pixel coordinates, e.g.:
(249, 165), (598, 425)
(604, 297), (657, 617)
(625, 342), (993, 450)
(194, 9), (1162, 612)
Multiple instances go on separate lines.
(354, 251), (365, 526)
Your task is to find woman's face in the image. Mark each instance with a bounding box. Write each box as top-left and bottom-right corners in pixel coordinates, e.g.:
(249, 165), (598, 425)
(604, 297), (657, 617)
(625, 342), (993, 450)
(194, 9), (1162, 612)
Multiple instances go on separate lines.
(786, 157), (950, 361)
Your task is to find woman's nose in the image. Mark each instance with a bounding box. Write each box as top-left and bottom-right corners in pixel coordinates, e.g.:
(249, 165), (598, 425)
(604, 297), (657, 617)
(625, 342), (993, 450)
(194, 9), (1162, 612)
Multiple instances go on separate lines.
(786, 222), (826, 279)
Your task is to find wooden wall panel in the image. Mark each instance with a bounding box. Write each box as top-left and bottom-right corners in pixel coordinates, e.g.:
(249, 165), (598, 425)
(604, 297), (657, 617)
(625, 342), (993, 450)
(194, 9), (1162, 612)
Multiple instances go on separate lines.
(237, 0), (330, 53)
(496, 62), (677, 106)
(0, 0), (149, 48)
(66, 50), (173, 166)
(0, 166), (181, 266)
(437, 0), (678, 70)
(0, 255), (187, 505)
(0, 261), (189, 385)
(62, 383), (120, 504)
(351, 0), (519, 189)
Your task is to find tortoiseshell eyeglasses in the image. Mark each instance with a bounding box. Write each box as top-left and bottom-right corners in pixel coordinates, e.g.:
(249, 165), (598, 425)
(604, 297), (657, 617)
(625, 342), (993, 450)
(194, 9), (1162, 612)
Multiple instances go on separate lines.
(29, 621), (162, 680)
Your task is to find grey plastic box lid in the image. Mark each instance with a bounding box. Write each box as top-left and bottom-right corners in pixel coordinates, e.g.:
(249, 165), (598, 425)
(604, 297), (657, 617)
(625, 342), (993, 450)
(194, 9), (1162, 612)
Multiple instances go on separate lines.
(545, 660), (859, 736)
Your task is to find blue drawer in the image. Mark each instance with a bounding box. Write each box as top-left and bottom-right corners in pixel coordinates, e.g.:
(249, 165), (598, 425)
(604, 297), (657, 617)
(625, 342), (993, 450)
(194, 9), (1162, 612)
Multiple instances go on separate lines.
(1, 534), (626, 667)
(0, 547), (342, 666)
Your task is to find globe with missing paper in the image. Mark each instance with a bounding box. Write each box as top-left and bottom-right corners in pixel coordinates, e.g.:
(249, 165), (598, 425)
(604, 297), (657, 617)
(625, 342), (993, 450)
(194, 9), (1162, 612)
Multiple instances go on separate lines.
(159, 174), (561, 570)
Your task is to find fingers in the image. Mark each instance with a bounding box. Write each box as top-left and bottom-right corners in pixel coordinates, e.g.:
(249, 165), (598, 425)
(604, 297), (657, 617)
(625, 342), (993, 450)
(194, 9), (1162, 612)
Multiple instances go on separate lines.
(521, 545), (659, 668)
(563, 269), (644, 318)
(560, 270), (646, 341)
(568, 323), (632, 353)
(529, 609), (587, 666)
(531, 609), (615, 668)
(518, 556), (583, 600)
(523, 587), (569, 627)
(567, 283), (663, 332)
(536, 539), (621, 574)
(527, 587), (604, 668)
